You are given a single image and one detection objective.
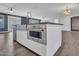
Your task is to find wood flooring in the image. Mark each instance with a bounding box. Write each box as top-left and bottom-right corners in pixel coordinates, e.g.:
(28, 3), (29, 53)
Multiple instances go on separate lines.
(0, 31), (79, 56)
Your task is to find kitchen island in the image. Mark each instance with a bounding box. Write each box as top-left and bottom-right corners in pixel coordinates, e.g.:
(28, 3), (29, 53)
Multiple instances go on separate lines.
(16, 22), (63, 56)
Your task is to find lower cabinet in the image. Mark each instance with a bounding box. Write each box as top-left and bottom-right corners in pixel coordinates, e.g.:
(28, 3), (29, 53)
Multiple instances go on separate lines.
(16, 30), (46, 56)
(16, 24), (62, 56)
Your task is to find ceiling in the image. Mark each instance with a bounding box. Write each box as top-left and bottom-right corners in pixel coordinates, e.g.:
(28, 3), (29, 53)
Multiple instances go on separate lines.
(0, 3), (78, 21)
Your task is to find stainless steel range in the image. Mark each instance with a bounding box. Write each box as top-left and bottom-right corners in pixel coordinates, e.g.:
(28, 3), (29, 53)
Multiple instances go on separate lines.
(27, 24), (47, 45)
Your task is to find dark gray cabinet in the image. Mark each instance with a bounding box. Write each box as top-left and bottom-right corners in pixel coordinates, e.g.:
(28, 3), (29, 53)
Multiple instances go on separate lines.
(21, 17), (29, 25)
(21, 17), (41, 25)
(0, 13), (41, 31)
(28, 18), (41, 24)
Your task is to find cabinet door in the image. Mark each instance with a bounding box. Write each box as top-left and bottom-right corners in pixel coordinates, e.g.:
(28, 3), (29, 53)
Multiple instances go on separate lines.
(29, 19), (40, 23)
(0, 15), (4, 31)
(8, 16), (21, 31)
(21, 17), (29, 25)
(17, 30), (27, 45)
(15, 17), (21, 25)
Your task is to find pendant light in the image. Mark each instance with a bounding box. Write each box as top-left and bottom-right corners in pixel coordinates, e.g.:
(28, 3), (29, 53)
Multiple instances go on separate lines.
(9, 7), (16, 13)
(64, 6), (71, 16)
(27, 12), (32, 18)
(9, 8), (14, 13)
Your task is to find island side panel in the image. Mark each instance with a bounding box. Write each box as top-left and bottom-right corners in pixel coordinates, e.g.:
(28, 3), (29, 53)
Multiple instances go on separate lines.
(47, 24), (62, 56)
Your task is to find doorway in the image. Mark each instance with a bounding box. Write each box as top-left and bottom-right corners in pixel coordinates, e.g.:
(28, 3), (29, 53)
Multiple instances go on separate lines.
(71, 16), (79, 31)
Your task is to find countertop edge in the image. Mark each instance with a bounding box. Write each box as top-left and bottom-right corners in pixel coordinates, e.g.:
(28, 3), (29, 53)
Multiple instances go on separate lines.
(0, 31), (12, 33)
(28, 22), (63, 25)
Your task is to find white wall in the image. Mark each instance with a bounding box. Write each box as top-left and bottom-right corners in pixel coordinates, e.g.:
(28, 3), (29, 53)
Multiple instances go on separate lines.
(36, 13), (79, 31)
(59, 14), (79, 31)
(59, 16), (71, 31)
(40, 12), (79, 31)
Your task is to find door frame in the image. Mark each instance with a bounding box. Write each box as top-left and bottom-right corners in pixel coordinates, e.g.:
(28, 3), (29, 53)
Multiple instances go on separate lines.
(71, 16), (79, 31)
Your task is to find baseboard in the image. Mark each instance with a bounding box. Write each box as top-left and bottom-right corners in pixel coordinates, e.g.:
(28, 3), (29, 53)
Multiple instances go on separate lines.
(54, 42), (65, 56)
(14, 40), (64, 56)
(14, 40), (40, 56)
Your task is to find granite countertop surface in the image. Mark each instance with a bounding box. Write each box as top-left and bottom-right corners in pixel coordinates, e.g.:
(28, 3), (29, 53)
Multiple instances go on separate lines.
(28, 22), (63, 25)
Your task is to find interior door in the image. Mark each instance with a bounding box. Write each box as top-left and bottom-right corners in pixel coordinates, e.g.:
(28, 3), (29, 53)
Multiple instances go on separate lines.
(71, 17), (79, 31)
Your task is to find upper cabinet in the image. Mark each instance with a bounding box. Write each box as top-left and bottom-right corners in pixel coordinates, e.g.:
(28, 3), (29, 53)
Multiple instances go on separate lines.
(29, 18), (41, 24)
(0, 13), (41, 31)
(8, 16), (21, 31)
(0, 15), (4, 30)
(8, 16), (21, 25)
(21, 17), (41, 25)
(21, 17), (29, 25)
